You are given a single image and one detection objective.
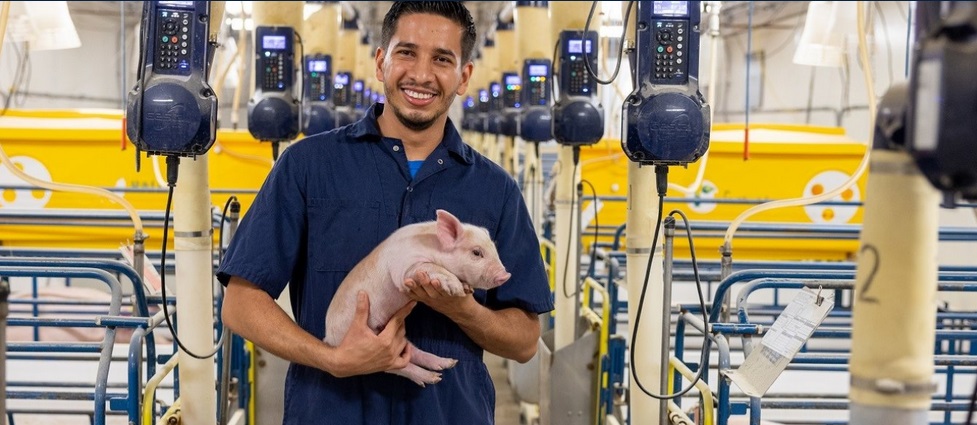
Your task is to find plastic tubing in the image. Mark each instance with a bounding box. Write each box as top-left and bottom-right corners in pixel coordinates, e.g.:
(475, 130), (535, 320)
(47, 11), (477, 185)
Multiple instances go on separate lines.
(723, 0), (876, 249)
(0, 1), (11, 51)
(0, 145), (146, 233)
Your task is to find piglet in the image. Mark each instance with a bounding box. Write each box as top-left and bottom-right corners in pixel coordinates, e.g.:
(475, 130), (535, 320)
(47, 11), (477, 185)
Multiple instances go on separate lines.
(323, 209), (511, 386)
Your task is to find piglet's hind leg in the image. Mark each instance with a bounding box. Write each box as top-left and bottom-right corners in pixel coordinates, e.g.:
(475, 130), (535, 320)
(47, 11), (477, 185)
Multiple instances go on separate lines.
(387, 363), (443, 387)
(408, 342), (458, 371)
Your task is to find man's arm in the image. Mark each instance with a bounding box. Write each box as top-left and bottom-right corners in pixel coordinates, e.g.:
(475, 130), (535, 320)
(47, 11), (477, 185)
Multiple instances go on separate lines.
(404, 273), (540, 363)
(222, 276), (416, 377)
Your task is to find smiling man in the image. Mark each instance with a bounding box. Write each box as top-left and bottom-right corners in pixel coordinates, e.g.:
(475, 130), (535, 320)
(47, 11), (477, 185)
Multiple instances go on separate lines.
(218, 2), (554, 424)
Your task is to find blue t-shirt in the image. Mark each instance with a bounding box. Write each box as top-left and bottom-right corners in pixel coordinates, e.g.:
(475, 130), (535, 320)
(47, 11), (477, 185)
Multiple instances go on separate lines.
(217, 103), (553, 425)
(408, 160), (424, 178)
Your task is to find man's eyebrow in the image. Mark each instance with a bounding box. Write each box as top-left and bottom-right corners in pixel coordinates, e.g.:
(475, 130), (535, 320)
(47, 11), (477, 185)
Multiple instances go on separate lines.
(432, 47), (458, 59)
(393, 41), (419, 50)
(392, 41), (458, 59)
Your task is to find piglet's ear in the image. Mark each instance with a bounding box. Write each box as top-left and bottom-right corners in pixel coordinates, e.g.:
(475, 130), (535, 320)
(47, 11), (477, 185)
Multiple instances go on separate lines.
(435, 209), (463, 250)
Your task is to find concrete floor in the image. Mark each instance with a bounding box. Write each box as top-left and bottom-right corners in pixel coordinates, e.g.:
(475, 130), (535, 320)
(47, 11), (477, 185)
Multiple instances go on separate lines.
(485, 352), (523, 425)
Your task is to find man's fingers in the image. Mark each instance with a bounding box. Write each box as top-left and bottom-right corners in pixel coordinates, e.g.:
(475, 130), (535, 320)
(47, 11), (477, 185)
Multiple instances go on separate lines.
(420, 278), (446, 297)
(392, 346), (411, 369)
(353, 291), (370, 324)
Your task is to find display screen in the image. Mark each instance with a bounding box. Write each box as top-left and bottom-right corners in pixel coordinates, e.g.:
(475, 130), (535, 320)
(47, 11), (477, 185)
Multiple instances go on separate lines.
(653, 1), (689, 16)
(464, 96), (475, 109)
(262, 35), (287, 50)
(308, 60), (328, 73)
(504, 75), (521, 86)
(567, 39), (592, 54)
(490, 82), (501, 96)
(159, 0), (194, 8)
(478, 89), (489, 103)
(353, 81), (363, 91)
(334, 74), (349, 85)
(528, 64), (548, 76)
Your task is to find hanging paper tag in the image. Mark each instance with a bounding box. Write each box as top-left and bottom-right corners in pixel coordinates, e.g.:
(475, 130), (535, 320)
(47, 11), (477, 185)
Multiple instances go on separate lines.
(726, 286), (834, 397)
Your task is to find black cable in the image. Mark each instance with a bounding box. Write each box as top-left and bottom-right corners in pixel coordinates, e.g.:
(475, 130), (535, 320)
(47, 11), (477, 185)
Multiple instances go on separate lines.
(0, 42), (30, 116)
(580, 179), (600, 278)
(159, 155), (223, 360)
(560, 147), (582, 299)
(629, 165), (712, 400)
(583, 0), (635, 85)
(218, 195), (239, 264)
(968, 375), (977, 425)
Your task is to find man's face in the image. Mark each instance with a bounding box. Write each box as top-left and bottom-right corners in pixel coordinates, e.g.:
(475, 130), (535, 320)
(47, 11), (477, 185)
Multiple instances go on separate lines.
(376, 13), (472, 131)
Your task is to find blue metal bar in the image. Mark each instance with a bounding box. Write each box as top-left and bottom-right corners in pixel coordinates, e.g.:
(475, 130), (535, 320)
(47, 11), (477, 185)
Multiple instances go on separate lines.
(6, 391), (127, 401)
(10, 299), (122, 306)
(7, 381), (129, 388)
(0, 257), (158, 378)
(7, 316), (149, 328)
(127, 326), (145, 424)
(6, 354), (107, 361)
(7, 342), (102, 353)
(607, 221), (977, 247)
(0, 266), (123, 425)
(710, 323), (761, 335)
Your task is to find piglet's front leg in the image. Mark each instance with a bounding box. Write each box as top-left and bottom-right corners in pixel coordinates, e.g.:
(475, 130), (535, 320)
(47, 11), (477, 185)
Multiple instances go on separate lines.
(404, 262), (470, 296)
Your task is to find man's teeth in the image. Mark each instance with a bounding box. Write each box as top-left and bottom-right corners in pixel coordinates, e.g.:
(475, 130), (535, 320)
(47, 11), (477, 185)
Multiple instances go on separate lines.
(404, 89), (434, 100)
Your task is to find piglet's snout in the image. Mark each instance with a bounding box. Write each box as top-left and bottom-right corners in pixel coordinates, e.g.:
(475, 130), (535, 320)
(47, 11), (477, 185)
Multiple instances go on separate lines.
(494, 272), (511, 287)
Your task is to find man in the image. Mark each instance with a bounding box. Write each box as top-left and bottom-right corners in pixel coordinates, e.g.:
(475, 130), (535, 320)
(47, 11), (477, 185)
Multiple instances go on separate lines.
(217, 2), (554, 424)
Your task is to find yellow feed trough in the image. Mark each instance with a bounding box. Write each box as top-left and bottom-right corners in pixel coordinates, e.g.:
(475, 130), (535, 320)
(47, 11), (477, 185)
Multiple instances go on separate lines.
(1, 110), (867, 261)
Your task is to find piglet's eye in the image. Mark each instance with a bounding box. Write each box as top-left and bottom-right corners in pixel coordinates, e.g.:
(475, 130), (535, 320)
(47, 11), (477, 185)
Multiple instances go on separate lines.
(473, 249), (483, 258)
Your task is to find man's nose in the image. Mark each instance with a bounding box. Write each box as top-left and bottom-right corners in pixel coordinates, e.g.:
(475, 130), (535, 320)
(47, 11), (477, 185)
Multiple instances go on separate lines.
(407, 57), (434, 83)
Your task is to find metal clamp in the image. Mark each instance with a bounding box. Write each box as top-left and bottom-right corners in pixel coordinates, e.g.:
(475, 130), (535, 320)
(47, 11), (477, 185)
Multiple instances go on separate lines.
(850, 376), (937, 396)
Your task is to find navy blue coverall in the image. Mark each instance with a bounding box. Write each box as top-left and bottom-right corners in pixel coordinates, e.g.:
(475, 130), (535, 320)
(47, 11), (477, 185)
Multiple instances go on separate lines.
(217, 103), (554, 424)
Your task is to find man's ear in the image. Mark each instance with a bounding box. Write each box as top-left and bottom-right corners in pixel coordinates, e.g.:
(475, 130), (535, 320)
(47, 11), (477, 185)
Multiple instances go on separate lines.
(456, 61), (473, 96)
(375, 47), (386, 82)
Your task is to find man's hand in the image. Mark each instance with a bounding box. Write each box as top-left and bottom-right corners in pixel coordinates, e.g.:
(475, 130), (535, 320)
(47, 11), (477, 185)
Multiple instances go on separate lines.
(329, 291), (415, 377)
(404, 270), (476, 319)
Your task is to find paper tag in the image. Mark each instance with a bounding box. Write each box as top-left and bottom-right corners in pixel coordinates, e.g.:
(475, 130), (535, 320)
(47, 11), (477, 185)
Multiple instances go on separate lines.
(726, 287), (834, 397)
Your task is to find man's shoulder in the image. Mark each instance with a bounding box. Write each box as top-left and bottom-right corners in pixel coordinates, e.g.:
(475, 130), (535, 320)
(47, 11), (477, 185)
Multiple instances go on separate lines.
(286, 124), (375, 158)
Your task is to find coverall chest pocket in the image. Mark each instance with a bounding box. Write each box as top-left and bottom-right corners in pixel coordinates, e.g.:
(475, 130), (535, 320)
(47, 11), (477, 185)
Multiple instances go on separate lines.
(308, 198), (381, 272)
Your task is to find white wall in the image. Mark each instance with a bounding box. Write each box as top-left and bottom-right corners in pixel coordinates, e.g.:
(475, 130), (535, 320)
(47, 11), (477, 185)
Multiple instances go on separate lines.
(703, 1), (912, 143)
(0, 7), (137, 110)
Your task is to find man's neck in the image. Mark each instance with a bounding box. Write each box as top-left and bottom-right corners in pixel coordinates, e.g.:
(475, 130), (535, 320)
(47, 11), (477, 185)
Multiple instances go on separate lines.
(377, 111), (446, 161)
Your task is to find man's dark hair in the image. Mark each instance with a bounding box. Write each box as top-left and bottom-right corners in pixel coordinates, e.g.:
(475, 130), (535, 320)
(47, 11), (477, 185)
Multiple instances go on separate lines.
(380, 1), (478, 64)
